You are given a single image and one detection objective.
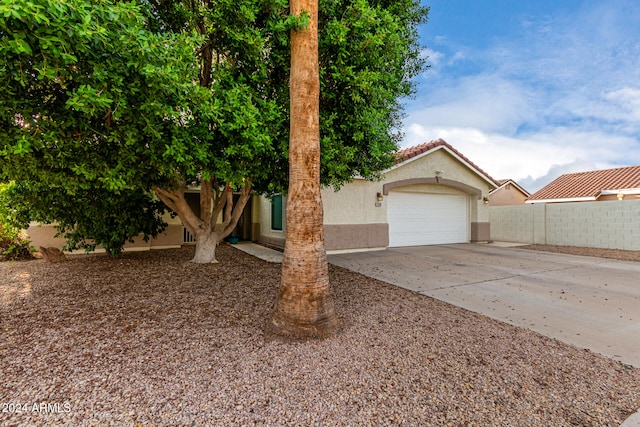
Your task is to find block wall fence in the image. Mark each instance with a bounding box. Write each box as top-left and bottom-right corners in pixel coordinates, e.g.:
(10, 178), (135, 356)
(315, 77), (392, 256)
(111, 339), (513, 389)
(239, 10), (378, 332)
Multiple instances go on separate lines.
(489, 200), (640, 250)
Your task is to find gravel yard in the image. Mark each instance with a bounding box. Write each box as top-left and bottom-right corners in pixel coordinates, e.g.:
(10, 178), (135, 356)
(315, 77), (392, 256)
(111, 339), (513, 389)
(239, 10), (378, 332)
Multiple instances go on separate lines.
(1, 244), (639, 426)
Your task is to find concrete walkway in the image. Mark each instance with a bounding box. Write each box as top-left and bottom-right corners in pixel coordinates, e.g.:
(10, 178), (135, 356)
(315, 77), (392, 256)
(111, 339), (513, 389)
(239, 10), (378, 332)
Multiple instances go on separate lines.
(232, 241), (284, 263)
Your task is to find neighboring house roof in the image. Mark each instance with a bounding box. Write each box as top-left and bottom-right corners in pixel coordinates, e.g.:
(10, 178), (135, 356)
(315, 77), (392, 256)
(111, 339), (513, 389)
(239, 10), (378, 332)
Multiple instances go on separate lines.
(393, 138), (500, 188)
(489, 179), (531, 197)
(526, 165), (640, 203)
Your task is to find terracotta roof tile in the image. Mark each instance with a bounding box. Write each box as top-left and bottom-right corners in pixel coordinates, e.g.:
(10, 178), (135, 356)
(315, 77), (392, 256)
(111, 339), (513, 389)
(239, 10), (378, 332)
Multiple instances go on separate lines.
(527, 165), (640, 201)
(396, 138), (500, 186)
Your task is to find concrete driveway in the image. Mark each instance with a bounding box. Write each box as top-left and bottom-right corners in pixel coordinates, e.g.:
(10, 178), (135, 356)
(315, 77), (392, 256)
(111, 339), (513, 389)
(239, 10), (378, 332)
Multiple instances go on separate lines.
(328, 243), (640, 368)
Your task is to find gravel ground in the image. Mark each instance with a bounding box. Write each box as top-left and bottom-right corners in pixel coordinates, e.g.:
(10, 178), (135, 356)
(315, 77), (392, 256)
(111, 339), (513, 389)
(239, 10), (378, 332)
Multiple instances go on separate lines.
(1, 244), (639, 426)
(519, 244), (640, 263)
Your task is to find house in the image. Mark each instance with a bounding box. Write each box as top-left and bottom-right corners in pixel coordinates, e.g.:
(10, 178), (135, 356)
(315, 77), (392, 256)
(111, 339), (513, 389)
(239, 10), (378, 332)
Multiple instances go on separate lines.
(255, 139), (500, 252)
(487, 179), (530, 206)
(26, 139), (500, 254)
(526, 165), (640, 204)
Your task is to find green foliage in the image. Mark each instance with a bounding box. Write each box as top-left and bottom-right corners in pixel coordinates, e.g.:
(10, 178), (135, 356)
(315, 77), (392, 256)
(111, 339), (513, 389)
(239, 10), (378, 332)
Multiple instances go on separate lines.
(0, 0), (210, 191)
(0, 225), (33, 261)
(0, 183), (33, 260)
(3, 182), (169, 258)
(0, 0), (429, 252)
(140, 0), (429, 191)
(317, 0), (429, 187)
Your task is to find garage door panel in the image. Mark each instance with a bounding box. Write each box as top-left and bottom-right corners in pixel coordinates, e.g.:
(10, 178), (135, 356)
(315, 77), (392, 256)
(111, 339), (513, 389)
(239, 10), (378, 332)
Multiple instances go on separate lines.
(388, 192), (467, 246)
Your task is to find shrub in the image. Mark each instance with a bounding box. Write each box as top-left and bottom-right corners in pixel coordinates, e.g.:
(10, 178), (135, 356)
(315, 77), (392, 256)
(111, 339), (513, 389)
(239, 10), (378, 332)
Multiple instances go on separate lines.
(0, 223), (33, 261)
(0, 183), (34, 261)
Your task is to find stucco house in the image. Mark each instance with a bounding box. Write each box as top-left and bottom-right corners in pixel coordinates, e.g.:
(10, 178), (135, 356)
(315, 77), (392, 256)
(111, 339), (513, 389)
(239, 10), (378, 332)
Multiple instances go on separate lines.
(526, 165), (640, 204)
(487, 179), (530, 206)
(255, 138), (499, 252)
(26, 139), (499, 253)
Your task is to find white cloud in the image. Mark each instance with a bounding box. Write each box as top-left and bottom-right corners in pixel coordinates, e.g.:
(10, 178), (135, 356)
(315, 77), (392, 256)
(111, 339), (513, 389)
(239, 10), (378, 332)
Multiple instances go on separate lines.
(447, 51), (467, 67)
(402, 1), (640, 192)
(407, 73), (537, 133)
(420, 47), (443, 65)
(604, 87), (640, 123)
(402, 121), (640, 192)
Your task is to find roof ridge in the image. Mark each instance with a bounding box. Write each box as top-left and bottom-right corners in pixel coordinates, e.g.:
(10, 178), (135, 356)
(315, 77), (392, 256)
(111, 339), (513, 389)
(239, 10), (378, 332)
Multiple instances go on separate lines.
(559, 164), (640, 177)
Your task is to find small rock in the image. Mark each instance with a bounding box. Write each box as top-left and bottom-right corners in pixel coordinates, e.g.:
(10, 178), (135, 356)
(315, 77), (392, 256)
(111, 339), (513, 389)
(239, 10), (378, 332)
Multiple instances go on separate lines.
(39, 246), (67, 262)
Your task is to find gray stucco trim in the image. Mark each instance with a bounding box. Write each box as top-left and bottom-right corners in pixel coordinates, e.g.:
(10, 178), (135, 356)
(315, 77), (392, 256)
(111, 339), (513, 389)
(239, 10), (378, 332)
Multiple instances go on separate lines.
(258, 224), (389, 251)
(382, 177), (483, 199)
(258, 234), (286, 250)
(324, 223), (389, 251)
(471, 222), (491, 242)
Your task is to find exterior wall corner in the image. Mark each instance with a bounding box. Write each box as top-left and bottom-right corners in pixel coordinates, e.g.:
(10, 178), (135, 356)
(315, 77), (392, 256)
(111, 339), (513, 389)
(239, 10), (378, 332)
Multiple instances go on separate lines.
(471, 222), (491, 242)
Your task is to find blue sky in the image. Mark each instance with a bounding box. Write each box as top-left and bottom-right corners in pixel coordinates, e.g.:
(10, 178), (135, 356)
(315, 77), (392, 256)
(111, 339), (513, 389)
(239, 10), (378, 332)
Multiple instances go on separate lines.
(402, 0), (640, 191)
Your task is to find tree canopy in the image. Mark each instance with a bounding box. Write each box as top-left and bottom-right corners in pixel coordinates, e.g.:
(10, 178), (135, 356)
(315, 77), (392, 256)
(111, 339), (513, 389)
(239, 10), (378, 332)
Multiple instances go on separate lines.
(0, 0), (428, 260)
(0, 0), (209, 190)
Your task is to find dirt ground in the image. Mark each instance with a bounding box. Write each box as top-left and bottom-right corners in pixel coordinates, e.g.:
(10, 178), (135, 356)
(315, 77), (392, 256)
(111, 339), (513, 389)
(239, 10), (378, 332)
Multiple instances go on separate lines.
(519, 244), (640, 262)
(1, 244), (639, 426)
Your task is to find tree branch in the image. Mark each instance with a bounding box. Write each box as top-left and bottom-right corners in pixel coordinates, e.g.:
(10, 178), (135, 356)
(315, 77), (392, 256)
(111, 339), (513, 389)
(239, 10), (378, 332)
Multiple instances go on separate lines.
(220, 182), (234, 229)
(217, 180), (252, 238)
(200, 177), (213, 226)
(153, 187), (179, 213)
(154, 186), (205, 236)
(211, 183), (228, 229)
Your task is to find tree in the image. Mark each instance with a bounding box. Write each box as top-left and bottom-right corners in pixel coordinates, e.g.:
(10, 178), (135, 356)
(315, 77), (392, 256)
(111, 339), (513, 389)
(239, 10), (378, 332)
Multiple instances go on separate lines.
(267, 0), (340, 338)
(268, 0), (427, 338)
(318, 0), (428, 186)
(141, 0), (428, 264)
(1, 0), (428, 264)
(0, 0), (275, 263)
(135, 0), (292, 263)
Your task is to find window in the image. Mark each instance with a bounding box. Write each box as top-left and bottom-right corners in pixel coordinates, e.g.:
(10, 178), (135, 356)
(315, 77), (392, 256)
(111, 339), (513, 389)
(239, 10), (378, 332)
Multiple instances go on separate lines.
(271, 194), (283, 231)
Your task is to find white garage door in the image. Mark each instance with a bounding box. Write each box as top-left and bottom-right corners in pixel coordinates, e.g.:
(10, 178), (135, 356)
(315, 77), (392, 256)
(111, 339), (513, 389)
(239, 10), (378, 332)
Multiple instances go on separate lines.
(388, 192), (468, 247)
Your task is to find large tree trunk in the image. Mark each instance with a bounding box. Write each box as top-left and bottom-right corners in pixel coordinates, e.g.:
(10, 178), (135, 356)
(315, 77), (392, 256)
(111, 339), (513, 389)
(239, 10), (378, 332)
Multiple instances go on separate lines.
(192, 230), (219, 263)
(154, 180), (251, 264)
(267, 0), (340, 339)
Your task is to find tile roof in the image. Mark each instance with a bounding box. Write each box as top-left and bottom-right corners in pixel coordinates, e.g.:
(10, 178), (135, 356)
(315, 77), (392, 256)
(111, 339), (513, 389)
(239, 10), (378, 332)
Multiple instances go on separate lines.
(396, 138), (500, 186)
(527, 165), (640, 202)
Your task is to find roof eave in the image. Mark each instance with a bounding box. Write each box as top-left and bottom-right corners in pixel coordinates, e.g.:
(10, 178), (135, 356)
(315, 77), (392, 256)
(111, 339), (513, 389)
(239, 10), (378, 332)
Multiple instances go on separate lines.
(599, 188), (640, 196)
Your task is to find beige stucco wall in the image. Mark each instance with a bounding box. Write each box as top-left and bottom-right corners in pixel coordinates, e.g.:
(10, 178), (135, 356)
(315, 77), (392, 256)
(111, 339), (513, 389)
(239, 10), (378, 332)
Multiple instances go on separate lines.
(381, 149), (494, 225)
(489, 200), (640, 250)
(254, 193), (287, 248)
(25, 223), (66, 249)
(256, 147), (496, 251)
(388, 149), (489, 187)
(489, 186), (528, 206)
(322, 149), (494, 225)
(25, 210), (184, 253)
(321, 179), (386, 225)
